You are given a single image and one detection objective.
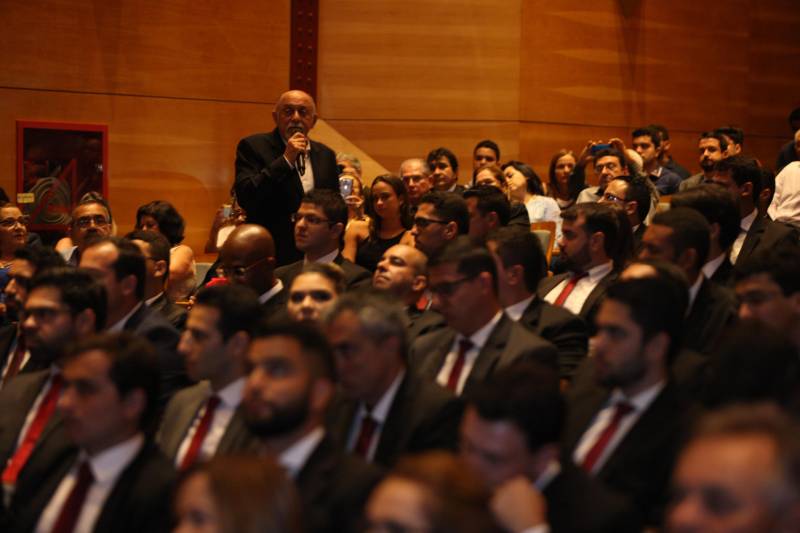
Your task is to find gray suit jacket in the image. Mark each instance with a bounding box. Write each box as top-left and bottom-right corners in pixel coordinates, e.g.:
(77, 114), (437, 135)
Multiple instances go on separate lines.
(409, 313), (558, 397)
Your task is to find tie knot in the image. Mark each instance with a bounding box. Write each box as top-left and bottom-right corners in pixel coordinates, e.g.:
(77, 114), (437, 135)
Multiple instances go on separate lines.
(207, 395), (221, 410)
(77, 460), (94, 484)
(458, 338), (474, 353)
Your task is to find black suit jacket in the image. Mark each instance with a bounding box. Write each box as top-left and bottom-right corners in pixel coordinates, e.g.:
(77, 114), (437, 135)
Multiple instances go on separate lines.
(295, 435), (382, 533)
(261, 284), (288, 320)
(157, 381), (259, 463)
(275, 253), (372, 291)
(148, 293), (187, 331)
(406, 307), (446, 346)
(709, 256), (734, 286)
(326, 371), (463, 468)
(684, 278), (737, 355)
(735, 215), (797, 266)
(9, 441), (175, 533)
(410, 314), (558, 397)
(537, 268), (619, 333)
(518, 297), (588, 380)
(235, 128), (339, 266)
(0, 324), (16, 378)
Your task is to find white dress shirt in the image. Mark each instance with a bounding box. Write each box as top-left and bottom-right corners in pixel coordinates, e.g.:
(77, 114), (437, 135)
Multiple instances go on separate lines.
(504, 294), (536, 322)
(436, 311), (503, 395)
(701, 253), (729, 280)
(278, 426), (325, 479)
(544, 261), (614, 316)
(573, 381), (665, 474)
(346, 371), (405, 461)
(283, 146), (315, 193)
(768, 162), (800, 227)
(174, 378), (245, 467)
(729, 208), (757, 265)
(259, 279), (284, 305)
(35, 433), (145, 533)
(687, 274), (704, 314)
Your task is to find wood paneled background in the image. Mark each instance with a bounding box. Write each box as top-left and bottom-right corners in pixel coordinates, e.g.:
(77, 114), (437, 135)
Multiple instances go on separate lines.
(2, 0), (798, 253)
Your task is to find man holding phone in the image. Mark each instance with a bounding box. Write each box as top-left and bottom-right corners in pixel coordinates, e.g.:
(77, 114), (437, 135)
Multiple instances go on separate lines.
(234, 90), (339, 266)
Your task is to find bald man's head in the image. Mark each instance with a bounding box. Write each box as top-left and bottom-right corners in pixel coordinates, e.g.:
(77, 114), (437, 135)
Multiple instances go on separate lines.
(273, 90), (318, 140)
(373, 244), (428, 304)
(219, 224), (276, 295)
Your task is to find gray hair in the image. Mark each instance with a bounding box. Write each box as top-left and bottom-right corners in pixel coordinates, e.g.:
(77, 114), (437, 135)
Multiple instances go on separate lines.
(336, 153), (362, 177)
(400, 158), (431, 176)
(322, 291), (408, 358)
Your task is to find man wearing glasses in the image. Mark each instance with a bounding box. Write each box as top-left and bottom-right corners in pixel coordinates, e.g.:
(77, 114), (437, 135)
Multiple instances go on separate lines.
(409, 237), (557, 397)
(576, 146), (632, 204)
(61, 198), (112, 266)
(599, 176), (654, 252)
(410, 191), (469, 259)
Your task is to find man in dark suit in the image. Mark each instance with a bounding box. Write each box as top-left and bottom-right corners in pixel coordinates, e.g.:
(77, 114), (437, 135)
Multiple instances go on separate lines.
(563, 278), (695, 528)
(158, 284), (261, 467)
(409, 238), (557, 397)
(463, 185), (513, 245)
(461, 362), (639, 533)
(0, 268), (105, 509)
(324, 292), (462, 468)
(8, 332), (175, 533)
(80, 237), (188, 405)
(127, 230), (187, 330)
(639, 207), (737, 355)
(597, 175), (652, 254)
(410, 191), (469, 259)
(275, 190), (370, 290)
(427, 147), (465, 194)
(538, 203), (622, 330)
(218, 224), (286, 318)
(242, 320), (381, 533)
(234, 90), (339, 266)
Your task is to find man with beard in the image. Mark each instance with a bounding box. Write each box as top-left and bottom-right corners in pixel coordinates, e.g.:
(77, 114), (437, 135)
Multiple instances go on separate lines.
(562, 278), (695, 528)
(61, 197), (113, 266)
(242, 320), (381, 533)
(0, 268), (105, 507)
(679, 131), (729, 191)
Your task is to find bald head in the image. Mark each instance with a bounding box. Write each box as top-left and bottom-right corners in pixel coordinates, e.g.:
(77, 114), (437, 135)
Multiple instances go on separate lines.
(400, 158), (434, 205)
(273, 90), (318, 140)
(373, 244), (429, 304)
(219, 224), (276, 295)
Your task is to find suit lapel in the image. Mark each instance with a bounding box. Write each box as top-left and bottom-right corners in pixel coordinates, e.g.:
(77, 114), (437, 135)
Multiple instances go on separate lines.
(217, 408), (259, 455)
(162, 385), (209, 459)
(373, 374), (410, 464)
(419, 330), (456, 381)
(538, 273), (568, 299)
(580, 270), (617, 318)
(737, 214), (765, 264)
(464, 315), (511, 393)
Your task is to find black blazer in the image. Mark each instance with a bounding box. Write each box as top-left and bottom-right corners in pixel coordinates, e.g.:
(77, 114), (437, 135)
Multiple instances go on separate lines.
(684, 278), (737, 355)
(148, 293), (187, 331)
(9, 441), (176, 533)
(735, 215), (798, 266)
(326, 371), (463, 468)
(406, 307), (446, 346)
(709, 257), (734, 286)
(518, 297), (588, 380)
(410, 314), (558, 397)
(275, 253), (372, 292)
(0, 324), (16, 378)
(537, 268), (619, 333)
(295, 435), (382, 533)
(235, 128), (339, 266)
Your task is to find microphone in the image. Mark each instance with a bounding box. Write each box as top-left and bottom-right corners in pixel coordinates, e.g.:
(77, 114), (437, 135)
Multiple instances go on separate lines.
(296, 151), (306, 175)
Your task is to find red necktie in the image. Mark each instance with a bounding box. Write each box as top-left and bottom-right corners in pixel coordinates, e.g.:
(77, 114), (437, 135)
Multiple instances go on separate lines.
(353, 414), (378, 458)
(2, 373), (63, 486)
(553, 272), (588, 307)
(179, 395), (221, 470)
(446, 339), (474, 393)
(51, 461), (95, 533)
(2, 333), (26, 387)
(581, 401), (635, 473)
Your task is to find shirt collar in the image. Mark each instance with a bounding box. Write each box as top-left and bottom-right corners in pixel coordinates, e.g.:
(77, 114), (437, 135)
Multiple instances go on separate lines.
(504, 294), (536, 322)
(215, 377), (245, 408)
(83, 433), (144, 484)
(741, 209), (757, 232)
(702, 253), (728, 280)
(358, 370), (405, 424)
(688, 274), (704, 311)
(583, 260), (614, 281)
(462, 311), (504, 349)
(305, 249), (339, 265)
(278, 426), (325, 478)
(259, 279), (284, 305)
(107, 302), (144, 333)
(144, 292), (164, 307)
(610, 380), (666, 413)
(533, 459), (562, 491)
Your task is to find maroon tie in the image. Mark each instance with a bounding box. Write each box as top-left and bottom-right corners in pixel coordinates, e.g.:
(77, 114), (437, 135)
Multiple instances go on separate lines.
(446, 339), (474, 393)
(581, 401), (635, 473)
(553, 272), (588, 307)
(353, 414), (378, 458)
(51, 461), (95, 533)
(2, 333), (25, 387)
(179, 395), (221, 470)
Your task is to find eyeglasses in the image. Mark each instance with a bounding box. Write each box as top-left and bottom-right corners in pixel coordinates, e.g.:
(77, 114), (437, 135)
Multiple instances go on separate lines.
(601, 192), (626, 203)
(594, 162), (620, 174)
(0, 216), (29, 229)
(413, 217), (448, 229)
(429, 274), (479, 297)
(290, 213), (331, 226)
(289, 290), (334, 304)
(219, 257), (270, 278)
(74, 215), (110, 228)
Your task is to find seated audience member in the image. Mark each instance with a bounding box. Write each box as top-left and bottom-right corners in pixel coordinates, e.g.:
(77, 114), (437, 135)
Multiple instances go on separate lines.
(80, 236), (187, 404)
(649, 124), (690, 180)
(410, 238), (557, 397)
(286, 263), (344, 326)
(0, 246), (65, 387)
(411, 191), (469, 259)
(758, 166), (776, 216)
(768, 161), (800, 228)
(127, 230), (187, 329)
(666, 404), (800, 533)
(631, 126), (681, 194)
(463, 185), (511, 245)
(365, 452), (502, 533)
(204, 194), (247, 254)
(343, 174), (412, 273)
(679, 131), (729, 191)
(462, 363), (639, 533)
(502, 160), (561, 229)
(639, 207), (737, 355)
(472, 139), (500, 174)
(0, 268), (105, 503)
(60, 196), (113, 266)
(598, 175), (654, 252)
(713, 156), (797, 266)
(372, 244), (444, 342)
(427, 147), (463, 194)
(218, 224), (285, 317)
(324, 292), (462, 467)
(671, 185), (740, 286)
(336, 152), (362, 180)
(715, 125), (745, 157)
(575, 144), (632, 203)
(487, 228), (588, 380)
(538, 203), (622, 328)
(0, 204), (28, 290)
(400, 158), (435, 210)
(547, 149), (583, 210)
(8, 333), (175, 533)
(136, 200), (196, 301)
(276, 190), (370, 290)
(734, 244), (800, 352)
(563, 277), (696, 527)
(242, 320), (381, 533)
(158, 284), (262, 468)
(473, 165), (530, 229)
(174, 455), (303, 533)
(775, 108), (800, 171)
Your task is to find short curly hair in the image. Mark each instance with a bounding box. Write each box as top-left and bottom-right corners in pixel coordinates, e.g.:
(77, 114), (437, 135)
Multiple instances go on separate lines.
(136, 200), (185, 246)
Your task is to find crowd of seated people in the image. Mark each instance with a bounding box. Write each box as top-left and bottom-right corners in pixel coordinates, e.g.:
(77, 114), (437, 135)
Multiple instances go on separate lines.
(1, 90), (800, 533)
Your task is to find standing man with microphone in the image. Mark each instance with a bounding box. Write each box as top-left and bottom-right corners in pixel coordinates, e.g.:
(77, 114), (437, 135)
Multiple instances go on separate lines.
(235, 90), (339, 266)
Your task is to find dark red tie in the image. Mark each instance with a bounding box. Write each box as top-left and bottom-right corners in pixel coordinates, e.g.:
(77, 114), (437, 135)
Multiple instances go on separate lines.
(2, 333), (26, 387)
(179, 395), (221, 470)
(553, 272), (588, 307)
(446, 339), (474, 393)
(2, 373), (63, 486)
(581, 401), (635, 473)
(51, 461), (95, 533)
(353, 414), (378, 458)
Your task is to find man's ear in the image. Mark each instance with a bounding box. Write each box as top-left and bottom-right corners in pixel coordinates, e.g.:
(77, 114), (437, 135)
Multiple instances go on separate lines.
(120, 274), (137, 298)
(444, 221), (458, 239)
(624, 200), (638, 219)
(153, 259), (168, 280)
(589, 231), (605, 254)
(487, 211), (500, 229)
(310, 378), (333, 415)
(411, 274), (428, 293)
(225, 330), (251, 360)
(330, 222), (345, 241)
(741, 181), (754, 200)
(507, 264), (525, 288)
(74, 308), (97, 336)
(677, 248), (699, 274)
(122, 389), (146, 426)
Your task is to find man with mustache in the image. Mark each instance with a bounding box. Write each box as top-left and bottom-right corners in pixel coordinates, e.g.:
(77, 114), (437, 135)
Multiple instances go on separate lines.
(679, 131), (729, 192)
